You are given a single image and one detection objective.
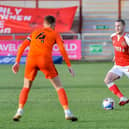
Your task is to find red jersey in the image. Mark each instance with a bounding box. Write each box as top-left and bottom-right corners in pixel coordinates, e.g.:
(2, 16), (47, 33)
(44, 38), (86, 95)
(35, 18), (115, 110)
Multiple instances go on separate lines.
(111, 32), (129, 66)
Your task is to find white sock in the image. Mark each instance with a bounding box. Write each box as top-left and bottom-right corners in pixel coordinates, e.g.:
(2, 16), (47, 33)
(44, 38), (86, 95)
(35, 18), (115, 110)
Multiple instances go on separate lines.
(16, 108), (23, 115)
(64, 109), (73, 116)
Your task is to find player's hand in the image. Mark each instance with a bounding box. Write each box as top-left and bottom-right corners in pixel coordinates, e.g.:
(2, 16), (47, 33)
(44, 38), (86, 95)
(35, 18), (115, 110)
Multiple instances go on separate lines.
(112, 56), (115, 62)
(12, 62), (20, 74)
(68, 67), (75, 77)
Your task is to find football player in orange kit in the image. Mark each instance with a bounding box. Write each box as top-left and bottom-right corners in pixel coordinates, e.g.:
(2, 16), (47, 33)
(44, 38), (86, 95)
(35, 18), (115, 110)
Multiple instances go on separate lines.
(12, 15), (78, 122)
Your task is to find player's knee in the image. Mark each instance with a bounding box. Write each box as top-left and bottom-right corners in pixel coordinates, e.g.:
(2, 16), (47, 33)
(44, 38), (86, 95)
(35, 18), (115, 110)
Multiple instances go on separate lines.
(55, 86), (63, 91)
(104, 78), (111, 85)
(104, 78), (107, 84)
(23, 85), (30, 88)
(23, 78), (32, 88)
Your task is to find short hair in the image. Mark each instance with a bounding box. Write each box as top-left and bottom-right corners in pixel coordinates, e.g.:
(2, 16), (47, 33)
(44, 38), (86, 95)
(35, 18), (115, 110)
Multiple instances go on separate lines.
(44, 15), (55, 25)
(115, 19), (126, 26)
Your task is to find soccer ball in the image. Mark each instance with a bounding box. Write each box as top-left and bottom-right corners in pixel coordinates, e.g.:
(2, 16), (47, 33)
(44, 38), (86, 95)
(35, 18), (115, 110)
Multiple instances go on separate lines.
(102, 98), (115, 110)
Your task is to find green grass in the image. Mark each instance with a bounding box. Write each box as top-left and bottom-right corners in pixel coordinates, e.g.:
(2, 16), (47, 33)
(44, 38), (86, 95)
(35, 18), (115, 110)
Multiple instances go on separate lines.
(0, 62), (129, 129)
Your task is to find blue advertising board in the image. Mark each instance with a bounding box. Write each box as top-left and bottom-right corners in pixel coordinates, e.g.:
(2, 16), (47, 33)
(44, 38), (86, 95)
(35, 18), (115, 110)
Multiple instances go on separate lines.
(0, 56), (63, 64)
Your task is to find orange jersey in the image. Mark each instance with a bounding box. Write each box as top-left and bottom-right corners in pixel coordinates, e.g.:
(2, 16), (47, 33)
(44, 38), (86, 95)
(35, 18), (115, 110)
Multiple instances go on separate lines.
(16, 27), (71, 67)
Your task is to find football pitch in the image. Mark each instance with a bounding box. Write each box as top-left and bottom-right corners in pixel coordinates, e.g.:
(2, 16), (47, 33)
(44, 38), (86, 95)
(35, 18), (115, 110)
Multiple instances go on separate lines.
(0, 62), (129, 129)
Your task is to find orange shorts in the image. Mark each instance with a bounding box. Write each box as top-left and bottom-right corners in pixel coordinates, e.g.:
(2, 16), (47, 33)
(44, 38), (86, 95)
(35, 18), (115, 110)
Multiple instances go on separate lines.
(24, 57), (58, 81)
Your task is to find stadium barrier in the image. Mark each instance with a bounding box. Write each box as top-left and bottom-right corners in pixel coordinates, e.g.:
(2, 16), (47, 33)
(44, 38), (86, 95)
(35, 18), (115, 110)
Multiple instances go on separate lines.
(0, 33), (81, 40)
(0, 33), (81, 64)
(0, 33), (115, 62)
(0, 56), (63, 64)
(82, 33), (114, 61)
(0, 33), (114, 61)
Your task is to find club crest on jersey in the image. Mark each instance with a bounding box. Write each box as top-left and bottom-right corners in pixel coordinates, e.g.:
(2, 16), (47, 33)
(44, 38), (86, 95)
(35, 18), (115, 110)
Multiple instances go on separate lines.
(121, 41), (127, 47)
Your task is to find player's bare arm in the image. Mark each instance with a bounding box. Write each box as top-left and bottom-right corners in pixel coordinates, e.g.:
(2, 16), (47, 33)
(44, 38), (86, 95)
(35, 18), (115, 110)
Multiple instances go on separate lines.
(56, 33), (75, 77)
(12, 39), (30, 74)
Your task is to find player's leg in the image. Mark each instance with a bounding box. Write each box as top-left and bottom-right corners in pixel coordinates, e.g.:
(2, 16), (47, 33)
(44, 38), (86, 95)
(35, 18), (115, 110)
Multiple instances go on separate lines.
(104, 67), (129, 105)
(19, 78), (33, 109)
(119, 66), (129, 104)
(104, 72), (123, 98)
(13, 58), (38, 121)
(13, 78), (33, 121)
(39, 60), (77, 121)
(49, 76), (78, 121)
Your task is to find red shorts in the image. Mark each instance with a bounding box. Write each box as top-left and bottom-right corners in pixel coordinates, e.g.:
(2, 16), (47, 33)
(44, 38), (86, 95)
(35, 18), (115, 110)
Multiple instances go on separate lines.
(24, 57), (58, 81)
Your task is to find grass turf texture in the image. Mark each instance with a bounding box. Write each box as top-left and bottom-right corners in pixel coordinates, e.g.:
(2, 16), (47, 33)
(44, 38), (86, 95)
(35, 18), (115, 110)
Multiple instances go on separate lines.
(0, 62), (129, 129)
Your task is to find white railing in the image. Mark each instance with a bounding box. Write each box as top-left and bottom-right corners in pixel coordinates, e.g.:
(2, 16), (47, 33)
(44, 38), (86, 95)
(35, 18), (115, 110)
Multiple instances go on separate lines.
(0, 33), (81, 40)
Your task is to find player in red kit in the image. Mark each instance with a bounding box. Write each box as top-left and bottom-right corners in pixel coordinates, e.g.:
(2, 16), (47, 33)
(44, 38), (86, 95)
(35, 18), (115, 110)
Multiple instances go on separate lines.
(12, 16), (78, 121)
(104, 19), (129, 105)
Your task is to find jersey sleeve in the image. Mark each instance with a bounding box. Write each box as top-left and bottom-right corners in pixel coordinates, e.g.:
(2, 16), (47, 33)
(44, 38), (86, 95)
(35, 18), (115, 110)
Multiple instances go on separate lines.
(16, 39), (30, 63)
(26, 34), (32, 41)
(124, 33), (129, 46)
(110, 33), (116, 39)
(56, 33), (71, 67)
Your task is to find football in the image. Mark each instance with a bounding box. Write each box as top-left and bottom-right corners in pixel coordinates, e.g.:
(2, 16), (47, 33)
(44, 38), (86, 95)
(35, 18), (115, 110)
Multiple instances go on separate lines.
(102, 98), (115, 110)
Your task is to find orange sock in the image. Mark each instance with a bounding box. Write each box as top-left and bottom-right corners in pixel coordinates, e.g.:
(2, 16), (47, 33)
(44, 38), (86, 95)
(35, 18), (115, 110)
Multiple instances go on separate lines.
(19, 87), (30, 109)
(57, 88), (69, 110)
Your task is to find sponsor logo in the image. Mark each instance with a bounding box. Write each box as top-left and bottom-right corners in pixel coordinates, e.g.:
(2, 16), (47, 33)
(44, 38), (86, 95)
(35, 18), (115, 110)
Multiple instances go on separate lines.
(53, 43), (77, 51)
(89, 44), (103, 53)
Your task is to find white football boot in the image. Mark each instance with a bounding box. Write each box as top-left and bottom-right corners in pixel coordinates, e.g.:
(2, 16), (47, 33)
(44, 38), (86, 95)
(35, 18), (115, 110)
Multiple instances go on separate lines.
(64, 109), (78, 121)
(13, 108), (23, 121)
